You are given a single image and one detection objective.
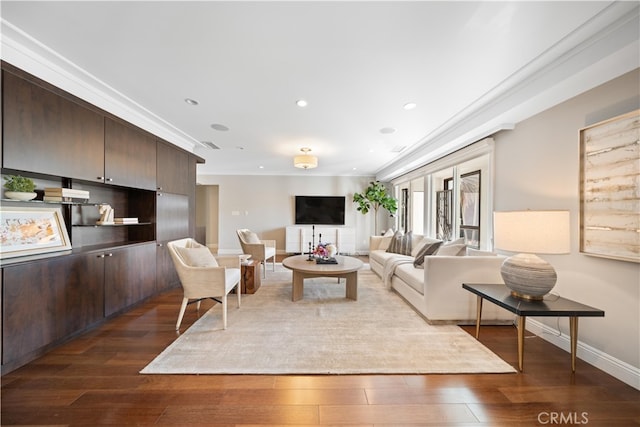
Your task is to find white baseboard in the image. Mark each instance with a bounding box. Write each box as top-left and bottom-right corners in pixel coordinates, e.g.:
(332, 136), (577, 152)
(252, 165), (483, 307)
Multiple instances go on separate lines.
(526, 319), (640, 390)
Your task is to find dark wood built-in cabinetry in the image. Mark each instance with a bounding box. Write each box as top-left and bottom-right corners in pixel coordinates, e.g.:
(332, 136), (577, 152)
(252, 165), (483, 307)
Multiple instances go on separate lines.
(0, 62), (204, 373)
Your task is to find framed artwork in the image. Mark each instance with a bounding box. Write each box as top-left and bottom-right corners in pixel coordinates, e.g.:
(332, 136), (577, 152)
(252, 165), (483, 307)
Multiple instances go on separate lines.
(0, 206), (72, 259)
(580, 109), (639, 263)
(459, 170), (481, 249)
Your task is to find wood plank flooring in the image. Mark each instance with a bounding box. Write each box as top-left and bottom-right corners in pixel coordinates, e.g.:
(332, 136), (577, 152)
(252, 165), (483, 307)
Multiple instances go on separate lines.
(2, 264), (639, 426)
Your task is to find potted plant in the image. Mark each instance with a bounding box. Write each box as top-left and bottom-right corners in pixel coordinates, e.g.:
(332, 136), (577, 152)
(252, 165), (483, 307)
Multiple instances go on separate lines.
(4, 175), (37, 201)
(353, 181), (398, 234)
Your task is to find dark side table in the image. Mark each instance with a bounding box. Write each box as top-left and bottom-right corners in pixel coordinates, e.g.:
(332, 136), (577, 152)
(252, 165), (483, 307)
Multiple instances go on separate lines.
(462, 283), (604, 373)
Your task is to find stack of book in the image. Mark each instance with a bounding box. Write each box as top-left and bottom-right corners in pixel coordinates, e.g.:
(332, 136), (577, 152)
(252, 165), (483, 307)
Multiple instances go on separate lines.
(44, 187), (90, 202)
(114, 217), (139, 224)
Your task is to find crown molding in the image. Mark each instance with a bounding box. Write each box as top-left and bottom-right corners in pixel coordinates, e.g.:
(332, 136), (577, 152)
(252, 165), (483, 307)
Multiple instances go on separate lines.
(0, 19), (199, 153)
(377, 2), (640, 182)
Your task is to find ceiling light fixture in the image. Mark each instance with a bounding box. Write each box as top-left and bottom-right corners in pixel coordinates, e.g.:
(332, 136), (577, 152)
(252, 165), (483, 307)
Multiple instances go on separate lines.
(294, 147), (318, 169)
(403, 102), (417, 110)
(211, 123), (229, 131)
(380, 127), (397, 134)
(296, 99), (308, 107)
(184, 98), (199, 106)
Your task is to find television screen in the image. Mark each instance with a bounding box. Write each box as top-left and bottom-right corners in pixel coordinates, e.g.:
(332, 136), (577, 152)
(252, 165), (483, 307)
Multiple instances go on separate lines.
(295, 196), (345, 225)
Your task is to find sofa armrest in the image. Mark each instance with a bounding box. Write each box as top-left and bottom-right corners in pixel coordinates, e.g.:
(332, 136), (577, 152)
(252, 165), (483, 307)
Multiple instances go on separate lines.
(421, 255), (507, 321)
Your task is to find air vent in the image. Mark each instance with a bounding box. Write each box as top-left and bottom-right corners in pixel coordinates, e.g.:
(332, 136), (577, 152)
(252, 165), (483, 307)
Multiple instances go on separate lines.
(200, 141), (220, 150)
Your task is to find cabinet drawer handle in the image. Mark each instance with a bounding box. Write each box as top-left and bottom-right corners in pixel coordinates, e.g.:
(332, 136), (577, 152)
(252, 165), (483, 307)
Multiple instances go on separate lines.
(97, 176), (105, 181)
(106, 253), (113, 257)
(157, 187), (163, 191)
(157, 243), (163, 247)
(106, 178), (114, 182)
(97, 254), (105, 258)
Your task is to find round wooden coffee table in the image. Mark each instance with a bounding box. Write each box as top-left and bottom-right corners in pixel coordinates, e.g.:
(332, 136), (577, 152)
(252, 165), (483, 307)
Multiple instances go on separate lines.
(282, 255), (364, 301)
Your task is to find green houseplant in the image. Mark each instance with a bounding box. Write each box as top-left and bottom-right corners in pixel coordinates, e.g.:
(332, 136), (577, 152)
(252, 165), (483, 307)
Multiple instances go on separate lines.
(353, 181), (398, 234)
(4, 175), (37, 200)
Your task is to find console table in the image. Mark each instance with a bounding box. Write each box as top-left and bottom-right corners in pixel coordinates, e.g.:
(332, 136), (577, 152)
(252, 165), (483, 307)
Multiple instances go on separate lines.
(462, 283), (604, 372)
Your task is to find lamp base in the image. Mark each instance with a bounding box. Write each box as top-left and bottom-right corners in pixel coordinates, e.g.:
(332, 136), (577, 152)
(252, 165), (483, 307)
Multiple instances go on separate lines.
(501, 253), (557, 300)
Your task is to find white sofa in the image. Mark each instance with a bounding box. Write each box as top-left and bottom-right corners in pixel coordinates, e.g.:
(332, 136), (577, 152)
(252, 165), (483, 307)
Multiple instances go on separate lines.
(369, 234), (514, 324)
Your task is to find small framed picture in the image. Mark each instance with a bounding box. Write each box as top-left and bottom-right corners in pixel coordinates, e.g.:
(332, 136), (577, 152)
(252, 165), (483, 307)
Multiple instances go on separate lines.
(0, 206), (72, 259)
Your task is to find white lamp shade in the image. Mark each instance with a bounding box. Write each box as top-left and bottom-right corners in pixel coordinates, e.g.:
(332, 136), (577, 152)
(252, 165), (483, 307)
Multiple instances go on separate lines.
(493, 210), (570, 254)
(294, 154), (318, 169)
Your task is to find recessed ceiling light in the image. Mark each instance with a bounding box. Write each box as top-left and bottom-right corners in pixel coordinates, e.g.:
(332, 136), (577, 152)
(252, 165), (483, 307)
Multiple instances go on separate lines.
(296, 99), (308, 107)
(184, 98), (198, 106)
(259, 165), (264, 169)
(403, 102), (417, 110)
(380, 127), (397, 134)
(211, 123), (229, 131)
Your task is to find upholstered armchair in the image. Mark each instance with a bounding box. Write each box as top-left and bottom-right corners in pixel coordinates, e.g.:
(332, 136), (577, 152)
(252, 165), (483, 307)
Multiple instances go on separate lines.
(236, 229), (276, 278)
(167, 238), (241, 331)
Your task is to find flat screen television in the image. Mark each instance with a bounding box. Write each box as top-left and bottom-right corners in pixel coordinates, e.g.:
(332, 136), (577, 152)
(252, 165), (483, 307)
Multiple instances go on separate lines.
(295, 196), (346, 225)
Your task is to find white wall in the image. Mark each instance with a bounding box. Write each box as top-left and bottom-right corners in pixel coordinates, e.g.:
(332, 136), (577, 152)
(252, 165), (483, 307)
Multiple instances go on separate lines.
(494, 68), (640, 380)
(195, 174), (387, 255)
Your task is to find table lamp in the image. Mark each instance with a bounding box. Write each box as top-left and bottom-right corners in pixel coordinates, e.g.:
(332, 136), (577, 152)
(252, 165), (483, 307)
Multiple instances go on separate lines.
(493, 210), (570, 300)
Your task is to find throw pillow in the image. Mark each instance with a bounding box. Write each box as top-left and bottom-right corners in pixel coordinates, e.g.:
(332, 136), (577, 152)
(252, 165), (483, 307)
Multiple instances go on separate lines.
(412, 238), (443, 268)
(386, 230), (413, 256)
(240, 230), (261, 244)
(383, 228), (395, 237)
(435, 238), (467, 256)
(175, 245), (219, 267)
(378, 235), (393, 251)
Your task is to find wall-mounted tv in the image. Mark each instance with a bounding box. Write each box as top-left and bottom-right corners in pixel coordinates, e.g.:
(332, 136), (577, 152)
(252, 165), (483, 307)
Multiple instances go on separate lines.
(295, 196), (346, 225)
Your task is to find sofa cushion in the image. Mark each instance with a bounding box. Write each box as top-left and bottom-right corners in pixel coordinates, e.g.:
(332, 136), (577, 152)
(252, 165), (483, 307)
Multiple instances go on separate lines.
(435, 238), (466, 256)
(413, 238), (443, 268)
(175, 245), (219, 267)
(387, 230), (413, 255)
(394, 262), (425, 295)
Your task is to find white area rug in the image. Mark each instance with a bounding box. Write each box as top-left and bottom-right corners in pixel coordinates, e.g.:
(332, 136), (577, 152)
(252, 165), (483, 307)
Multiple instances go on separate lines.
(141, 264), (516, 374)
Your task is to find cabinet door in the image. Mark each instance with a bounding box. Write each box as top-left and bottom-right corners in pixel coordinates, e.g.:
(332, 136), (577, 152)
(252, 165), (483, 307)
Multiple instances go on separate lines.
(156, 193), (190, 242)
(157, 141), (189, 195)
(104, 243), (157, 317)
(2, 253), (103, 365)
(2, 70), (105, 181)
(156, 241), (180, 293)
(105, 118), (157, 190)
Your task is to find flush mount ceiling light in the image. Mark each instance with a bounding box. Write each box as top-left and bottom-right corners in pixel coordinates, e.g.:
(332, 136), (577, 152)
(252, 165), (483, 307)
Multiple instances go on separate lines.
(294, 147), (318, 169)
(211, 123), (229, 131)
(403, 102), (417, 110)
(296, 99), (308, 107)
(184, 98), (199, 106)
(380, 127), (397, 134)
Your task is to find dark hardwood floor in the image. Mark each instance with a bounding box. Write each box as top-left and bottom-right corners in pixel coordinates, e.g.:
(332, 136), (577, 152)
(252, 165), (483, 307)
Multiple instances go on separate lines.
(2, 258), (639, 426)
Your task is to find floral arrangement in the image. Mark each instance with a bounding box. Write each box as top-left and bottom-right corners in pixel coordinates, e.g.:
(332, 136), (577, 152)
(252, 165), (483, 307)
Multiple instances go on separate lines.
(313, 242), (337, 258)
(313, 242), (329, 258)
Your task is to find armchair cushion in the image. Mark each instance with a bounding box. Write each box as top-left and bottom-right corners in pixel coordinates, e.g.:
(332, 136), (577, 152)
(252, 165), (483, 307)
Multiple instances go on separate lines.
(239, 229), (261, 244)
(175, 245), (219, 267)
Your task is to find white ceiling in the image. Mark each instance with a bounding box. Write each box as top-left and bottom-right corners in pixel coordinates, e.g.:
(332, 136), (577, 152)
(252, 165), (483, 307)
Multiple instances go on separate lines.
(1, 1), (638, 180)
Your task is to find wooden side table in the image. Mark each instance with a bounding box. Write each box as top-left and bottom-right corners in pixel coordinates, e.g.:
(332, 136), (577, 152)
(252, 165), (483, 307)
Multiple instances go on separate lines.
(462, 283), (604, 372)
(241, 260), (261, 294)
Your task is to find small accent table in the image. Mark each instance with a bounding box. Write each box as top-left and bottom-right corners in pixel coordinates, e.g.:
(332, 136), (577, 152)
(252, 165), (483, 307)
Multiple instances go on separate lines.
(462, 283), (604, 373)
(241, 260), (261, 294)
